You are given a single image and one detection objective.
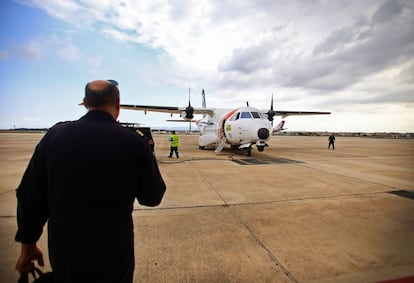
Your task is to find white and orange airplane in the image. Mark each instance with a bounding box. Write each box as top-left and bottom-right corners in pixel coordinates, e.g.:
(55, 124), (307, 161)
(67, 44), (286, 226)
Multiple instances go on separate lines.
(120, 89), (330, 156)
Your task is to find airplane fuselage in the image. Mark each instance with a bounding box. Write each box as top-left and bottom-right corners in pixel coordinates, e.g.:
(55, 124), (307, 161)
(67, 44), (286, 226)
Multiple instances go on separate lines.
(197, 106), (272, 154)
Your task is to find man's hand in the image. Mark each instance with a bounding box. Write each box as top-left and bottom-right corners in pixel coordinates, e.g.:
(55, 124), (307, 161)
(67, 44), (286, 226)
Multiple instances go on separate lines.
(15, 243), (44, 273)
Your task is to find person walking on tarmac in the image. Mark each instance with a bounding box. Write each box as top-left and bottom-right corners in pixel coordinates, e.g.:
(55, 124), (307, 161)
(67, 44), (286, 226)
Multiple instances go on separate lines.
(328, 133), (336, 150)
(169, 130), (180, 158)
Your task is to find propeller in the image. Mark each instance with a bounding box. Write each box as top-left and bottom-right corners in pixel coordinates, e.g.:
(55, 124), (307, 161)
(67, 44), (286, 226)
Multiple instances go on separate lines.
(185, 88), (194, 119)
(185, 88), (194, 133)
(267, 94), (276, 125)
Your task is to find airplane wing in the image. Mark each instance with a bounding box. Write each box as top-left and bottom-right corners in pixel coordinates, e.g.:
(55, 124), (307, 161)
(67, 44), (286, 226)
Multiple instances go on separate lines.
(264, 110), (331, 119)
(276, 111), (330, 117)
(120, 104), (214, 116)
(120, 104), (181, 114)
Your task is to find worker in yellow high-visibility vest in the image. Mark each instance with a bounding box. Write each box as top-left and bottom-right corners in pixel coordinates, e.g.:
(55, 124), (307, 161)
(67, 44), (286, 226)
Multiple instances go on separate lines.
(168, 131), (180, 158)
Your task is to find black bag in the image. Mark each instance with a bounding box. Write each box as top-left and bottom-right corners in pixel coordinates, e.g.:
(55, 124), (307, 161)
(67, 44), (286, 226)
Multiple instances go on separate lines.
(18, 268), (54, 283)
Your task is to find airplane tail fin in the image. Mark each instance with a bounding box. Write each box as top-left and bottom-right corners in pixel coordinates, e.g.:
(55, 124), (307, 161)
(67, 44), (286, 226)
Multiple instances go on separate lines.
(273, 120), (286, 132)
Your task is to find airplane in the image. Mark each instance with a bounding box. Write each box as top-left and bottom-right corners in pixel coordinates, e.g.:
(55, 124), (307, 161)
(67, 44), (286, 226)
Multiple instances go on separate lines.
(120, 89), (330, 156)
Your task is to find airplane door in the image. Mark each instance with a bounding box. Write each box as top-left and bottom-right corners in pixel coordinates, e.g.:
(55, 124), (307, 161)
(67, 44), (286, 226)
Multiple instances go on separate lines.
(224, 120), (242, 144)
(217, 108), (240, 143)
(218, 117), (226, 139)
(219, 118), (237, 141)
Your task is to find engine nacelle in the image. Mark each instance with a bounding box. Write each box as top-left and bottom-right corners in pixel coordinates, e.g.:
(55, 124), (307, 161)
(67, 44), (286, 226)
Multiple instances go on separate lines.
(183, 105), (194, 119)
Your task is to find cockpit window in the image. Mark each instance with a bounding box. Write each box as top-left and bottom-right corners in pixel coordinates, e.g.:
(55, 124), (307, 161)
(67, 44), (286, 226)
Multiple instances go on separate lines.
(240, 112), (252, 119)
(251, 112), (261, 119)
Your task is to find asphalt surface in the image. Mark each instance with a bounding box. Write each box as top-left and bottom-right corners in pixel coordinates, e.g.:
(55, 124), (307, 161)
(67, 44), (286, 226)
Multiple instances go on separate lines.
(1, 132), (413, 282)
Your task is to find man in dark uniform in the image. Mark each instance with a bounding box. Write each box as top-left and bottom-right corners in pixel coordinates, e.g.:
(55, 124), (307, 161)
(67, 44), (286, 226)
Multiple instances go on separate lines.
(15, 80), (166, 283)
(328, 133), (336, 150)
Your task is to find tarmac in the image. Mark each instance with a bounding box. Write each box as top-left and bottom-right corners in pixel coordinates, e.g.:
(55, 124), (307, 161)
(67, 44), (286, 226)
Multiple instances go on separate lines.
(0, 132), (413, 283)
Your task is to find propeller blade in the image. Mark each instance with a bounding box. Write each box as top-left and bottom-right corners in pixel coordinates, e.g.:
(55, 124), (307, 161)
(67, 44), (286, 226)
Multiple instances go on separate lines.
(271, 94), (274, 111)
(188, 88), (191, 107)
(267, 94), (276, 125)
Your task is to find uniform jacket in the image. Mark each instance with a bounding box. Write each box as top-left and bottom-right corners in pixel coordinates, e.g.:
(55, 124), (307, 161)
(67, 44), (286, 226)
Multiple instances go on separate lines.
(15, 111), (166, 283)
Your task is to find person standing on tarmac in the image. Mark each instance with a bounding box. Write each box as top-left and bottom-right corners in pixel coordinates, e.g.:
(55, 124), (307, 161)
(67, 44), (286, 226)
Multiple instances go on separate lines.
(15, 79), (166, 283)
(169, 130), (180, 158)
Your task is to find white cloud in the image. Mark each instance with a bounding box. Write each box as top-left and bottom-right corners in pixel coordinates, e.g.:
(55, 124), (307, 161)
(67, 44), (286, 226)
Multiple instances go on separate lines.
(18, 0), (93, 26)
(16, 0), (414, 131)
(87, 55), (103, 69)
(57, 44), (80, 62)
(14, 39), (43, 60)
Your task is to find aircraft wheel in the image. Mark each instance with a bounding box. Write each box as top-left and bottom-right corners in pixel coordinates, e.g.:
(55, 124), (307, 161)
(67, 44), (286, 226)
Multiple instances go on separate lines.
(257, 146), (264, 152)
(246, 149), (251, 156)
(199, 145), (205, 150)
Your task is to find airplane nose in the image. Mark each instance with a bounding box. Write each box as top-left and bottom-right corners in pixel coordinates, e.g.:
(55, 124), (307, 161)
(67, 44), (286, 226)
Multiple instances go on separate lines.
(258, 128), (270, 139)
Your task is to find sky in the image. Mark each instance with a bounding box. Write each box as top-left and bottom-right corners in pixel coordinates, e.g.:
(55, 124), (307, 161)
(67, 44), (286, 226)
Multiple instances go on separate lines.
(0, 0), (413, 132)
